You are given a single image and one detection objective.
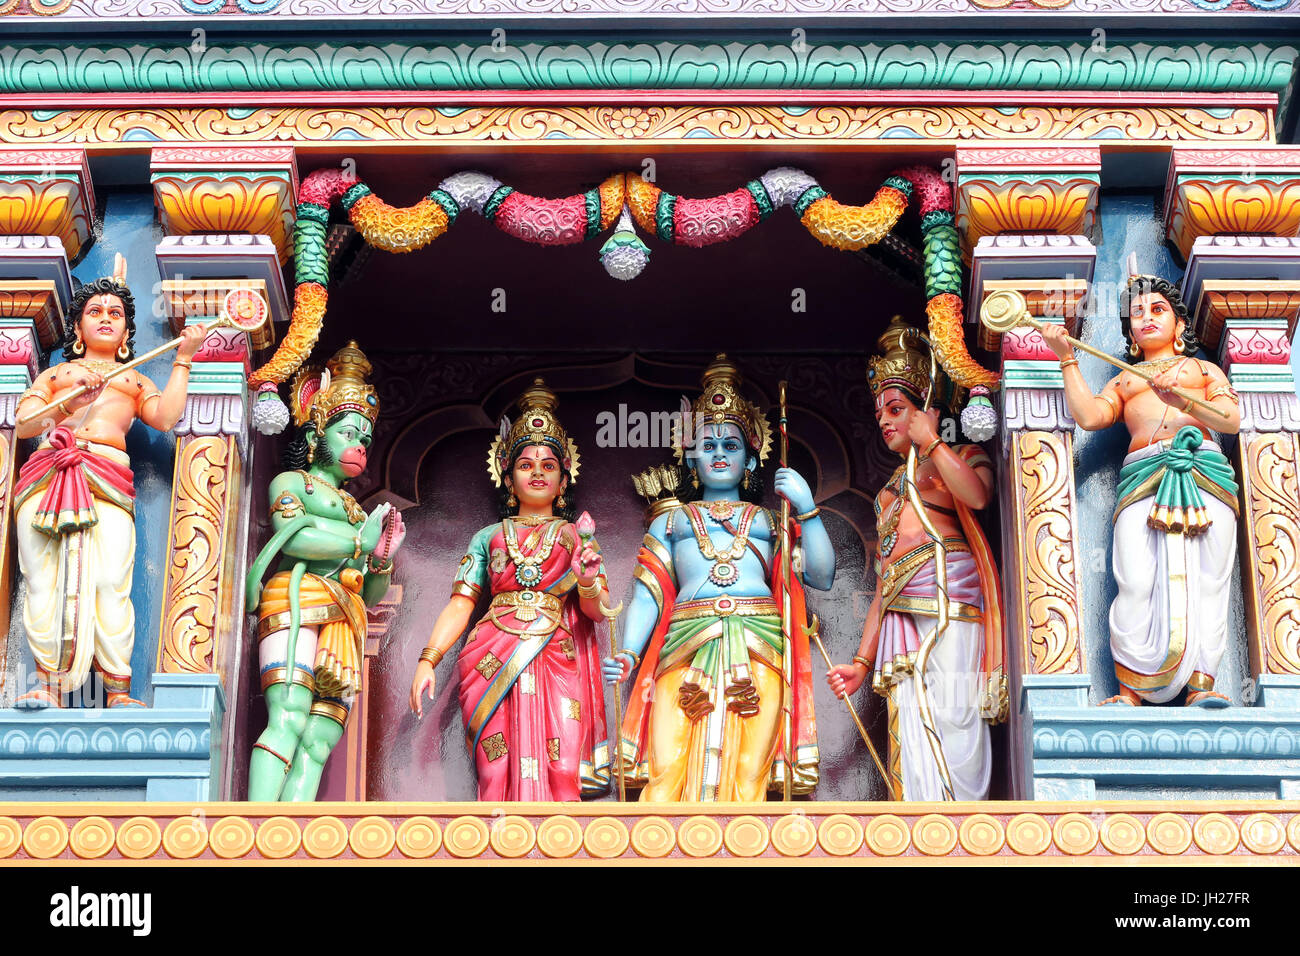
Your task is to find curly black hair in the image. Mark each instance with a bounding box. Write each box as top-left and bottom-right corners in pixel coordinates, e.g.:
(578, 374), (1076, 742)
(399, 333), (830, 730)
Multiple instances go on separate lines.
(496, 443), (578, 522)
(1118, 275), (1198, 357)
(61, 277), (136, 363)
(283, 410), (353, 472)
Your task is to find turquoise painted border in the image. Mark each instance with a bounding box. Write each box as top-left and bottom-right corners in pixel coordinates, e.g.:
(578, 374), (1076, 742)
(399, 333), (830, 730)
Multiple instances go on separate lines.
(0, 39), (1292, 97)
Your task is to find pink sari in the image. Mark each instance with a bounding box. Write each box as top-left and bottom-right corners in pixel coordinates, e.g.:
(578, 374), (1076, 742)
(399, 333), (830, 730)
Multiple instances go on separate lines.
(455, 519), (610, 801)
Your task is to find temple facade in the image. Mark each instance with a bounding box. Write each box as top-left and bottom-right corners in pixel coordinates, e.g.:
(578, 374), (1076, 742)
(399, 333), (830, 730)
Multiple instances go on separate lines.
(0, 1), (1298, 863)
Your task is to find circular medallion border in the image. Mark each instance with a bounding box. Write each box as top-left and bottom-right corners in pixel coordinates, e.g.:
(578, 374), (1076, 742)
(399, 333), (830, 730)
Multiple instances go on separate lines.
(4, 809), (1294, 862)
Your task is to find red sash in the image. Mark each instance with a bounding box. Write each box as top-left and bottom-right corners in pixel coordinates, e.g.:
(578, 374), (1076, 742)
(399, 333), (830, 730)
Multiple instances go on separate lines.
(14, 426), (135, 536)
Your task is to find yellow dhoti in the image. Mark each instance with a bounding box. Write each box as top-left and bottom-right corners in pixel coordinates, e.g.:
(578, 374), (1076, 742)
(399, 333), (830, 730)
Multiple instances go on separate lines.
(640, 603), (788, 803)
(256, 568), (367, 713)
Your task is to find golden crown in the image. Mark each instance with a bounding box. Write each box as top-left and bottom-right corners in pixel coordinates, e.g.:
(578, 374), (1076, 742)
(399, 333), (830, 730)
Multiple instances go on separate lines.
(487, 378), (581, 488)
(868, 315), (951, 409)
(289, 341), (379, 431)
(672, 354), (772, 464)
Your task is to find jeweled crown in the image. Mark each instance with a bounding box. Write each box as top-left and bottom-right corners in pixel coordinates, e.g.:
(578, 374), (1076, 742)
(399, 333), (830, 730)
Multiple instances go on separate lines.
(868, 315), (935, 406)
(674, 354), (772, 464)
(290, 341), (379, 430)
(487, 378), (581, 488)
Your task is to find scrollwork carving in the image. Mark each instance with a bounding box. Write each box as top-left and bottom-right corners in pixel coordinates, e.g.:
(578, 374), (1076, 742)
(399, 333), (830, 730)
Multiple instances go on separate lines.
(158, 435), (239, 675)
(1241, 433), (1300, 675)
(1012, 430), (1083, 675)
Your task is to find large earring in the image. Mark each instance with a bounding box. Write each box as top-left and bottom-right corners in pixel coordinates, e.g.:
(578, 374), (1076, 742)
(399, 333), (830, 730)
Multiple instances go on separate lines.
(690, 471), (700, 490)
(742, 468), (754, 491)
(1173, 330), (1186, 354)
(306, 436), (316, 465)
(556, 493), (567, 509)
(71, 336), (85, 356)
(507, 492), (517, 508)
(1128, 341), (1140, 358)
(117, 343), (130, 361)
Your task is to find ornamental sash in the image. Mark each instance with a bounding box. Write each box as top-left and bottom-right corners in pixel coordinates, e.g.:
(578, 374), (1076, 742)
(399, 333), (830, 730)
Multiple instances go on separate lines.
(1114, 426), (1239, 536)
(13, 427), (135, 537)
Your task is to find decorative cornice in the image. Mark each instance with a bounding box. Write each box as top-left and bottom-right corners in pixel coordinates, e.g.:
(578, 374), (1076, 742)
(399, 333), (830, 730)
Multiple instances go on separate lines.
(0, 41), (1292, 97)
(0, 0), (1296, 19)
(0, 802), (1294, 863)
(0, 104), (1274, 150)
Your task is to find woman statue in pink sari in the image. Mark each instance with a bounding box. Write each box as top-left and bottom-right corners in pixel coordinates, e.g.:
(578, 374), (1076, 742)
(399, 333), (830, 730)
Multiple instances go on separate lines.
(409, 379), (611, 800)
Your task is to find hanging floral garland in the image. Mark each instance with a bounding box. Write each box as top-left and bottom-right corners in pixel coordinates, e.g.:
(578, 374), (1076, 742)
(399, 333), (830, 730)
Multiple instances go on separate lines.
(249, 164), (999, 435)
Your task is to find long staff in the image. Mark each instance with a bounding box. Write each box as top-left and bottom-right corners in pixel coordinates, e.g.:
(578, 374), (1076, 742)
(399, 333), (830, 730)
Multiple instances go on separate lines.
(777, 382), (794, 802)
(20, 288), (270, 426)
(599, 596), (627, 802)
(807, 616), (890, 790)
(980, 289), (1228, 420)
(904, 329), (957, 801)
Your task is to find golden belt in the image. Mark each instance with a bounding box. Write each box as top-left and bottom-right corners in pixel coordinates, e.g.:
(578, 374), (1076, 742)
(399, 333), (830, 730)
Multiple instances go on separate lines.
(489, 590), (562, 614)
(671, 595), (779, 622)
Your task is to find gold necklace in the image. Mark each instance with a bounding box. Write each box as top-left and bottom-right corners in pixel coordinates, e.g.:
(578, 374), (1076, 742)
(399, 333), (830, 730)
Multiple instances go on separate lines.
(295, 470), (365, 524)
(1134, 356), (1187, 374)
(502, 516), (563, 589)
(685, 502), (755, 587)
(875, 463), (908, 558)
(72, 357), (123, 376)
(704, 499), (739, 522)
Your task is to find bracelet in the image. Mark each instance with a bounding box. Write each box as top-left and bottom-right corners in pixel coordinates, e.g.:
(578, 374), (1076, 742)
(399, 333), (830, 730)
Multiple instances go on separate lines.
(56, 400), (71, 417)
(616, 648), (642, 672)
(353, 530), (363, 561)
(1059, 357), (1079, 370)
(367, 554), (394, 574)
(173, 359), (193, 370)
(577, 579), (603, 600)
(921, 437), (943, 459)
(1182, 397), (1195, 413)
(418, 647), (443, 669)
(852, 655), (873, 671)
(794, 506), (821, 522)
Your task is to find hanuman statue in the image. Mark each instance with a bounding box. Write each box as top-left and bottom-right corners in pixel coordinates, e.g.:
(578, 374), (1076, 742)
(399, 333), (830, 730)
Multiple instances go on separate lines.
(1043, 265), (1241, 707)
(410, 380), (612, 801)
(606, 355), (833, 801)
(827, 317), (1006, 800)
(13, 254), (207, 708)
(246, 342), (406, 801)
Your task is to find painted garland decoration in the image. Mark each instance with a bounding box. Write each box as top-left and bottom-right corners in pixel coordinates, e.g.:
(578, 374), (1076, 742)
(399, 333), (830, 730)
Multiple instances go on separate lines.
(248, 164), (998, 434)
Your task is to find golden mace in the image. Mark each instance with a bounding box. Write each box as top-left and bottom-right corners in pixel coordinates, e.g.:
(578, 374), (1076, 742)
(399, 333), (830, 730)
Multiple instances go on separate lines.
(21, 288), (271, 427)
(979, 289), (1229, 421)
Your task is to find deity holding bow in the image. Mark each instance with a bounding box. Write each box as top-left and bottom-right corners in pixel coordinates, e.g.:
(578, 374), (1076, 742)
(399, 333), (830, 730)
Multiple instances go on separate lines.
(606, 355), (833, 801)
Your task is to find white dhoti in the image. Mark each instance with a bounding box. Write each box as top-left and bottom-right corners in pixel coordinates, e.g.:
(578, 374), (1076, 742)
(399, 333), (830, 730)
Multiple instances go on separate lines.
(875, 549), (992, 801)
(14, 440), (136, 694)
(1110, 441), (1237, 703)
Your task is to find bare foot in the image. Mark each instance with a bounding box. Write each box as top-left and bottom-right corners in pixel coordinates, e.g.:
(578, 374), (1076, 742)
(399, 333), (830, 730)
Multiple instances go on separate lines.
(1100, 688), (1141, 706)
(106, 692), (146, 709)
(1186, 689), (1231, 709)
(14, 687), (58, 710)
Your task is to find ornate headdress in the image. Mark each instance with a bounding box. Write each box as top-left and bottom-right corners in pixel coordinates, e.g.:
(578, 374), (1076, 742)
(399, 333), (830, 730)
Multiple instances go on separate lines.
(289, 341), (379, 433)
(487, 378), (581, 488)
(867, 315), (959, 411)
(673, 354), (772, 464)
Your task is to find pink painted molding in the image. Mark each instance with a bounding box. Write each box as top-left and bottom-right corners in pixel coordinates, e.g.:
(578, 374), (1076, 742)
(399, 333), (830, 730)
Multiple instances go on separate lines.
(0, 325), (40, 381)
(955, 145), (1101, 172)
(1001, 326), (1058, 364)
(1222, 326), (1292, 366)
(193, 326), (252, 374)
